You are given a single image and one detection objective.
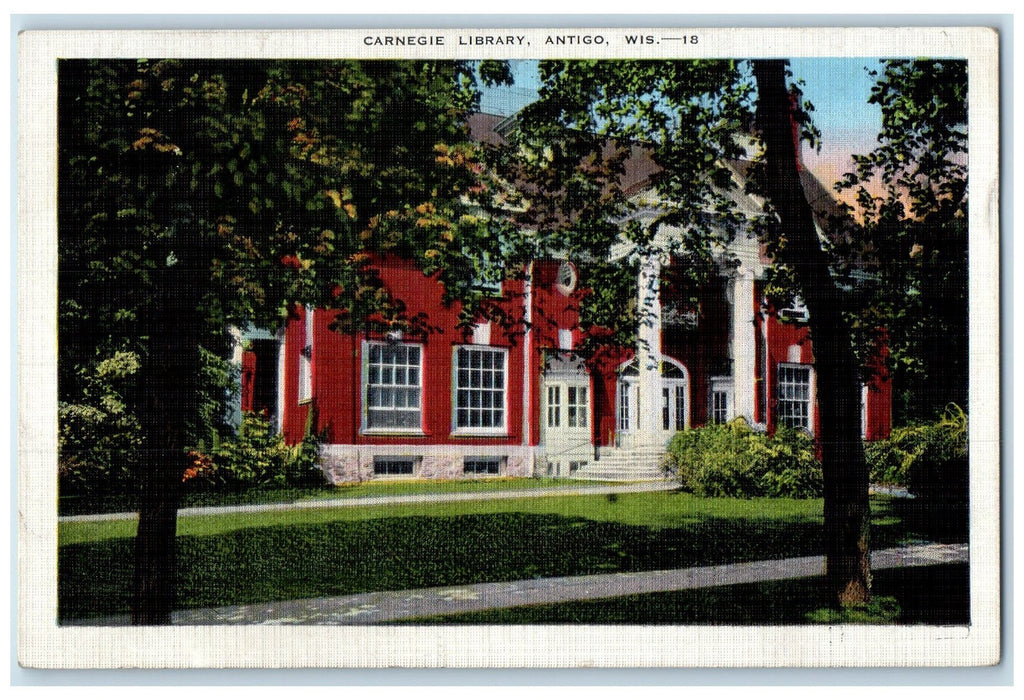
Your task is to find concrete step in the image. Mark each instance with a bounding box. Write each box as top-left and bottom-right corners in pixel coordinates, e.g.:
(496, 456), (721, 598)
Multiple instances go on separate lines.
(571, 446), (672, 482)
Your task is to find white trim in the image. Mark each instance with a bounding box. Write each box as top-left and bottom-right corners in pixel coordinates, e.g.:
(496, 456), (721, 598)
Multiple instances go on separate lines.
(554, 260), (578, 296)
(297, 306), (314, 404)
(557, 328), (573, 351)
(274, 328), (286, 435)
(861, 383), (869, 440)
(521, 262), (533, 447)
(731, 269), (756, 422)
(615, 355), (690, 443)
(709, 376), (734, 424)
(776, 362), (816, 435)
(451, 344), (510, 437)
(471, 321), (491, 346)
(360, 339), (425, 435)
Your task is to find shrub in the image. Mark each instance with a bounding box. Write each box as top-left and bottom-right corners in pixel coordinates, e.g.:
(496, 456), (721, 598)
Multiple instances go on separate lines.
(666, 418), (822, 499)
(865, 404), (968, 501)
(906, 405), (968, 504)
(197, 412), (325, 488)
(58, 350), (144, 496)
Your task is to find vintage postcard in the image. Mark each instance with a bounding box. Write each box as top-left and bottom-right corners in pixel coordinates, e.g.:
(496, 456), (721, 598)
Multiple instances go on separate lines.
(18, 25), (1000, 668)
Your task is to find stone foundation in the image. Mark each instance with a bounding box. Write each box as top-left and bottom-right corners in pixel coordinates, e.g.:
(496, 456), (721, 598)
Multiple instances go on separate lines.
(318, 444), (538, 484)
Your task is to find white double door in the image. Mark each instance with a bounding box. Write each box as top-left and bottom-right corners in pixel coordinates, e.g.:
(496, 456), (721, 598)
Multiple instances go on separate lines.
(541, 379), (591, 461)
(616, 376), (688, 447)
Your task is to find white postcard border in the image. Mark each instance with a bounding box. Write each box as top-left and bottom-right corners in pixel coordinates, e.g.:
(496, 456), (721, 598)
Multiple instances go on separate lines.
(17, 25), (1001, 669)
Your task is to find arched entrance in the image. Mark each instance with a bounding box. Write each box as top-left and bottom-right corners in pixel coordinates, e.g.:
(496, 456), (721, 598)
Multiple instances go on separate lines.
(615, 355), (689, 447)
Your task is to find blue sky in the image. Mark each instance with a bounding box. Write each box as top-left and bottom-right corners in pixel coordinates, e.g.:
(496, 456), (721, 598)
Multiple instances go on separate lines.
(479, 58), (886, 192)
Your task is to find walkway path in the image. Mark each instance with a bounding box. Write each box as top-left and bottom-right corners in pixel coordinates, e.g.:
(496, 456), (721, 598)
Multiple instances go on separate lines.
(67, 542), (967, 626)
(59, 481), (678, 523)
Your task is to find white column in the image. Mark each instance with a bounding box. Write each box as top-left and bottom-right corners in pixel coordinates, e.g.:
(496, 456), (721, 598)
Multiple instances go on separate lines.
(275, 327), (287, 435)
(636, 252), (663, 446)
(731, 267), (757, 423)
(522, 262), (533, 448)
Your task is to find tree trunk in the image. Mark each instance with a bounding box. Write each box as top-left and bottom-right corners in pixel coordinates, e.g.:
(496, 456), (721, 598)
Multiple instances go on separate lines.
(753, 60), (872, 605)
(131, 446), (183, 625)
(130, 284), (198, 625)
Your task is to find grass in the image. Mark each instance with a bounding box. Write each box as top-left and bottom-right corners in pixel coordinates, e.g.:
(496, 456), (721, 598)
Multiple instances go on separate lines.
(58, 477), (608, 517)
(404, 564), (969, 625)
(60, 489), (824, 545)
(58, 491), (940, 622)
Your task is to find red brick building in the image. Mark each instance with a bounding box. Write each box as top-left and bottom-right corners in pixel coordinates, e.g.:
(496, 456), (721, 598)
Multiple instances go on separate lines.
(240, 116), (891, 483)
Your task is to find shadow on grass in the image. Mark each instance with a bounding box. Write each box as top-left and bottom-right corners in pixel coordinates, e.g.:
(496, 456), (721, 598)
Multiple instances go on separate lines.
(60, 511), (825, 621)
(58, 496), (959, 623)
(407, 564), (969, 625)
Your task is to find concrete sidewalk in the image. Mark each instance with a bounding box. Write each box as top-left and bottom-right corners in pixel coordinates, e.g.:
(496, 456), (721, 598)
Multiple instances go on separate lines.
(66, 542), (967, 626)
(59, 481), (678, 523)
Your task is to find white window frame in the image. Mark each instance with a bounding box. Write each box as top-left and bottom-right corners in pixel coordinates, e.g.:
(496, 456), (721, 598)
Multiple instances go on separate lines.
(298, 306), (314, 403)
(777, 363), (815, 434)
(451, 345), (509, 436)
(546, 385), (562, 428)
(464, 456), (504, 476)
(558, 328), (574, 351)
(372, 456), (419, 477)
(567, 385), (588, 429)
(709, 376), (733, 425)
(361, 340), (425, 435)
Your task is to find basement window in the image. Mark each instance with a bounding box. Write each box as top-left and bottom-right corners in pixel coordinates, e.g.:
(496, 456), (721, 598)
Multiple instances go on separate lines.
(373, 457), (417, 476)
(464, 457), (503, 475)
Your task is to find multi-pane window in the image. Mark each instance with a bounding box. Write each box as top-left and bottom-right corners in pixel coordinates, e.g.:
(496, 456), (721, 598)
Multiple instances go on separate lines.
(777, 364), (813, 431)
(711, 390), (729, 424)
(661, 386), (687, 431)
(454, 346), (507, 431)
(618, 381), (631, 431)
(675, 385), (686, 431)
(546, 385), (561, 428)
(373, 457), (416, 476)
(365, 342), (422, 431)
(567, 386), (588, 428)
(464, 457), (502, 475)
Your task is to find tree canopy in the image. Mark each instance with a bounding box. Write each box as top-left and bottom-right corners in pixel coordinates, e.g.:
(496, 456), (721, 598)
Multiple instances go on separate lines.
(835, 59), (968, 421)
(58, 58), (506, 622)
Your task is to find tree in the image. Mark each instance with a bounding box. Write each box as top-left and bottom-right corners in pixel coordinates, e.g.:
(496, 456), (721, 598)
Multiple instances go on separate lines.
(751, 60), (871, 603)
(491, 60), (752, 353)
(59, 59), (500, 623)
(834, 60), (968, 422)
(500, 59), (874, 604)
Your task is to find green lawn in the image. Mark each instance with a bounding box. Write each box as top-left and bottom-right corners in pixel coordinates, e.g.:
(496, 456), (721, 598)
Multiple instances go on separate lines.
(58, 477), (602, 517)
(405, 564), (969, 625)
(58, 491), (942, 622)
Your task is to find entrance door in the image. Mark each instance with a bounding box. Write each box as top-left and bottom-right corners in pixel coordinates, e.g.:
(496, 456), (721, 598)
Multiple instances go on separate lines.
(616, 357), (689, 446)
(541, 379), (591, 475)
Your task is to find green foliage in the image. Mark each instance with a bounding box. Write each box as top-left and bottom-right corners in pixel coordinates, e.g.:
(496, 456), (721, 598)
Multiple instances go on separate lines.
(833, 60), (968, 421)
(194, 412), (324, 488)
(492, 60), (754, 352)
(58, 350), (144, 495)
(866, 405), (968, 500)
(59, 59), (500, 499)
(804, 596), (902, 624)
(666, 418), (823, 499)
